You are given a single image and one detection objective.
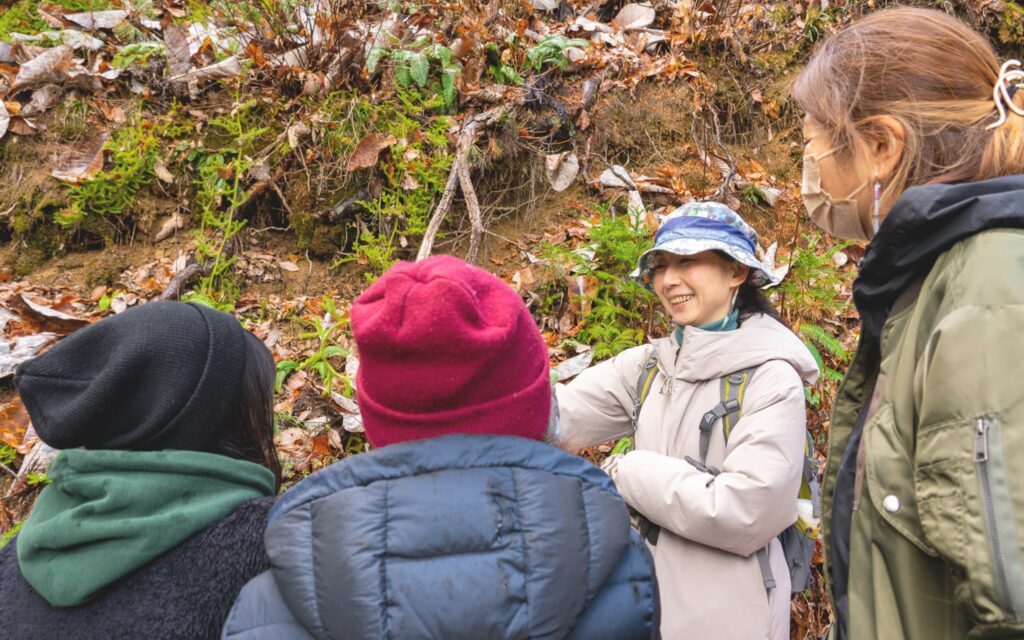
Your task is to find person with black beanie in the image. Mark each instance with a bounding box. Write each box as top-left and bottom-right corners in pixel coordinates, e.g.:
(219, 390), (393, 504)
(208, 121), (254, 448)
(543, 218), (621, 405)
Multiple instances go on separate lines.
(0, 301), (281, 640)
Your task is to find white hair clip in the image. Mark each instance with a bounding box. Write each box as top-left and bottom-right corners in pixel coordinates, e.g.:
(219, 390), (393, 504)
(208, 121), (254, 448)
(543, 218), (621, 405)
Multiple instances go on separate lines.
(987, 59), (1024, 131)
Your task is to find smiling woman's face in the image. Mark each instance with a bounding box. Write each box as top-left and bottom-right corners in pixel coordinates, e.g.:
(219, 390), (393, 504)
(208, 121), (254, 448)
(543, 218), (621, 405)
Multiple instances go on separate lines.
(651, 250), (748, 327)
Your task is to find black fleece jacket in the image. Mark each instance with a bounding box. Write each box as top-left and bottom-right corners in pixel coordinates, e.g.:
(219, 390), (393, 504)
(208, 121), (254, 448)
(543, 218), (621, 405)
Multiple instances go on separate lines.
(0, 497), (273, 640)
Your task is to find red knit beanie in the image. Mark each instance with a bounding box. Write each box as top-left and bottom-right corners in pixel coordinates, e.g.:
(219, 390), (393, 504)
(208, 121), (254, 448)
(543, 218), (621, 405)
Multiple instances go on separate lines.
(352, 255), (551, 447)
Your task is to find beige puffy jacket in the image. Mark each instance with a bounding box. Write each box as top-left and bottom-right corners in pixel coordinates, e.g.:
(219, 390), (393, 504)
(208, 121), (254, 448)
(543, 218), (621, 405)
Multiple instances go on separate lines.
(556, 314), (819, 640)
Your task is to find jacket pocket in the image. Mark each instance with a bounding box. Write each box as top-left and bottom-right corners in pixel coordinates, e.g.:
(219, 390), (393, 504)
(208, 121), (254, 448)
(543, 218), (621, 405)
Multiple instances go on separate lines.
(916, 413), (1024, 623)
(864, 402), (936, 556)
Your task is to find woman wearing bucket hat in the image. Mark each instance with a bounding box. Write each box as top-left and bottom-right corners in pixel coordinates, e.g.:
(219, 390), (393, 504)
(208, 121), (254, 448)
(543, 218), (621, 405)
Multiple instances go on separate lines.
(0, 301), (281, 639)
(793, 8), (1024, 640)
(555, 202), (819, 639)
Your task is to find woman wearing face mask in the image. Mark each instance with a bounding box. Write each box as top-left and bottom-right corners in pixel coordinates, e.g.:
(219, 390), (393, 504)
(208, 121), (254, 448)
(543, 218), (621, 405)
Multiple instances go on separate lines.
(554, 203), (820, 639)
(793, 7), (1024, 640)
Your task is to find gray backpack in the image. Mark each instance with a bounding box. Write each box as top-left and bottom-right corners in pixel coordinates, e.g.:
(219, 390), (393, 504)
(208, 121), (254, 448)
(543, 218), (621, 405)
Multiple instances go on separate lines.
(624, 353), (821, 593)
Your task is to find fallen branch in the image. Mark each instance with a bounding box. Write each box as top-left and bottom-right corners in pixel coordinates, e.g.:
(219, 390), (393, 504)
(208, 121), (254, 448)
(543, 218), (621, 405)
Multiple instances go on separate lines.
(158, 261), (214, 301)
(158, 232), (242, 301)
(457, 157), (485, 264)
(417, 105), (511, 263)
(710, 111), (737, 201)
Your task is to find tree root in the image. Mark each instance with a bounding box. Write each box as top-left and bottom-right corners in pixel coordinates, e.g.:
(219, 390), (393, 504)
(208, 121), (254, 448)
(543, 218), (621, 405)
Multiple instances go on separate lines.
(158, 261), (214, 301)
(417, 105), (513, 264)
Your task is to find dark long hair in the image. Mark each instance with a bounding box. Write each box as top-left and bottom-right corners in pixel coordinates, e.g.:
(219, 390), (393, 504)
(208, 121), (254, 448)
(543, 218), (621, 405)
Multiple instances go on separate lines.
(710, 250), (787, 327)
(735, 281), (787, 327)
(206, 331), (282, 492)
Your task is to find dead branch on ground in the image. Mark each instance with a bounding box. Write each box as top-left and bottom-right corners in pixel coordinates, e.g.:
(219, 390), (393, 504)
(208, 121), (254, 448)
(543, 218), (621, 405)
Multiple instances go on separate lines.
(417, 105), (517, 263)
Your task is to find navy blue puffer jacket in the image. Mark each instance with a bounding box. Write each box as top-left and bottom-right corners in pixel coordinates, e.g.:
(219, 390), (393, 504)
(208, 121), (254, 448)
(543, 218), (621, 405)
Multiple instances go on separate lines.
(222, 434), (658, 639)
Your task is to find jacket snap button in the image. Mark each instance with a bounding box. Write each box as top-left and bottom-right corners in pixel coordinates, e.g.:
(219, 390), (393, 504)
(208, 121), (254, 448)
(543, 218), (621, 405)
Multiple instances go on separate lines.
(882, 495), (901, 513)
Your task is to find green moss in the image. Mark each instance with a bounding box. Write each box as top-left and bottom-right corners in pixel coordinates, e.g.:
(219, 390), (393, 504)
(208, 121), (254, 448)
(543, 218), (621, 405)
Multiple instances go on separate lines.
(0, 1), (47, 41)
(752, 47), (800, 75)
(60, 109), (191, 229)
(0, 0), (117, 41)
(999, 2), (1024, 46)
(0, 522), (23, 550)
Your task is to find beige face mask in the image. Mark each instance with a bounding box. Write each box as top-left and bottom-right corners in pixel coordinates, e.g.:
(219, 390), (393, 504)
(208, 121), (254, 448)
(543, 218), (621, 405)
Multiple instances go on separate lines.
(802, 148), (872, 241)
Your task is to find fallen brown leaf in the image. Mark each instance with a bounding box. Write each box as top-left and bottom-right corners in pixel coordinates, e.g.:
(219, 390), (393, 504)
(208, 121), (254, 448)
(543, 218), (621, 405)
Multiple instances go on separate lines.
(21, 84), (62, 117)
(12, 44), (73, 91)
(51, 132), (108, 183)
(64, 10), (128, 30)
(168, 56), (241, 83)
(545, 151), (579, 193)
(163, 20), (192, 80)
(8, 116), (39, 136)
(346, 133), (397, 172)
(154, 213), (186, 242)
(0, 397), (31, 453)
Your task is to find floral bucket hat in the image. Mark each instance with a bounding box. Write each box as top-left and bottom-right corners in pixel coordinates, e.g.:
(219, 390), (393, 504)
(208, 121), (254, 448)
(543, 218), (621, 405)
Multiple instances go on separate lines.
(631, 202), (781, 290)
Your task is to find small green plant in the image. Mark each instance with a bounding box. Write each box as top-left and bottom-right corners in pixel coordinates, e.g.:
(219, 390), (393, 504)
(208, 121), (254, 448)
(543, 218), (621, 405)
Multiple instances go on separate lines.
(0, 1), (46, 41)
(60, 108), (192, 228)
(524, 35), (589, 73)
(112, 42), (167, 69)
(799, 322), (851, 407)
(366, 37), (461, 111)
(1000, 2), (1024, 46)
(184, 149), (251, 310)
(0, 443), (15, 467)
(546, 205), (661, 361)
(777, 232), (854, 322)
(26, 472), (51, 486)
(484, 42), (524, 85)
(0, 522), (23, 550)
(1, 0), (116, 40)
(739, 182), (770, 207)
(336, 91), (454, 275)
(273, 411), (305, 433)
(60, 119), (160, 226)
(803, 6), (835, 44)
(277, 296), (350, 397)
(184, 99), (271, 309)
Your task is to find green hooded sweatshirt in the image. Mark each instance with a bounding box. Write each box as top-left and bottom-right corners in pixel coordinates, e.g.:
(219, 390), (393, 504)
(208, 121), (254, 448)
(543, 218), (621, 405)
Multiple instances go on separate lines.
(16, 449), (275, 607)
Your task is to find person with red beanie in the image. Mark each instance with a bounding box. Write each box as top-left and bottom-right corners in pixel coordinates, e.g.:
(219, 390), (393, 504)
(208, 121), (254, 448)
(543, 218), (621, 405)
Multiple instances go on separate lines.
(223, 255), (659, 640)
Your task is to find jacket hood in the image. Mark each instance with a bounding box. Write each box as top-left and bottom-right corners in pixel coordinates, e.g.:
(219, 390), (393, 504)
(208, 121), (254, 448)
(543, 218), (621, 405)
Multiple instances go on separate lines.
(654, 313), (819, 386)
(16, 449), (274, 607)
(261, 435), (635, 639)
(855, 174), (1024, 337)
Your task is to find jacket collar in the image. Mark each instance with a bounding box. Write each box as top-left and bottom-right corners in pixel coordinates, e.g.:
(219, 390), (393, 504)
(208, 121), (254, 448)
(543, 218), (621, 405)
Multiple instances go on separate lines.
(854, 174), (1024, 338)
(651, 314), (819, 386)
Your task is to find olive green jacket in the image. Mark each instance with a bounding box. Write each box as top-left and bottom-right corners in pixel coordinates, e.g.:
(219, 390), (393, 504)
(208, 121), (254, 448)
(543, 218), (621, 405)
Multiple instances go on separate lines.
(824, 228), (1024, 639)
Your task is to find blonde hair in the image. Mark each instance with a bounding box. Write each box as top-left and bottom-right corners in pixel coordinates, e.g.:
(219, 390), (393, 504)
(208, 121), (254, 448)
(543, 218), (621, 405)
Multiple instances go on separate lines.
(792, 7), (1024, 203)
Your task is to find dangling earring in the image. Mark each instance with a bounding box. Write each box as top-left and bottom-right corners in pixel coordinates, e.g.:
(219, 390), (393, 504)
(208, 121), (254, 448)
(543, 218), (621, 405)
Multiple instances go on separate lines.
(872, 171), (882, 234)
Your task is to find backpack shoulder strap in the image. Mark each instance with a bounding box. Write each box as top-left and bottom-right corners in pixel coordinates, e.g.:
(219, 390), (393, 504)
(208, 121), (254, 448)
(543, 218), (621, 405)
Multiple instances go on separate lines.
(697, 367), (757, 466)
(630, 351), (659, 432)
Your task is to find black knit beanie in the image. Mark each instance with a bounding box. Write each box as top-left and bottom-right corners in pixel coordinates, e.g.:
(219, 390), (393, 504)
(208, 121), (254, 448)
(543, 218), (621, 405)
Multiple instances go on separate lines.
(14, 301), (248, 451)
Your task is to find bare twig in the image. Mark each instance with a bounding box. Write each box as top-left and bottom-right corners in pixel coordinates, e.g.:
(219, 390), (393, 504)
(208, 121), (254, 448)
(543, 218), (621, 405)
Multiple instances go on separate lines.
(457, 158), (485, 264)
(0, 462), (16, 478)
(158, 261), (214, 301)
(712, 119), (738, 200)
(417, 105), (511, 262)
(417, 160), (462, 261)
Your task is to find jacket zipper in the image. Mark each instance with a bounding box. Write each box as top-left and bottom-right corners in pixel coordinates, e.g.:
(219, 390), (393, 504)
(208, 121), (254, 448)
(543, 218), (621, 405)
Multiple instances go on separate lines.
(974, 415), (1017, 617)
